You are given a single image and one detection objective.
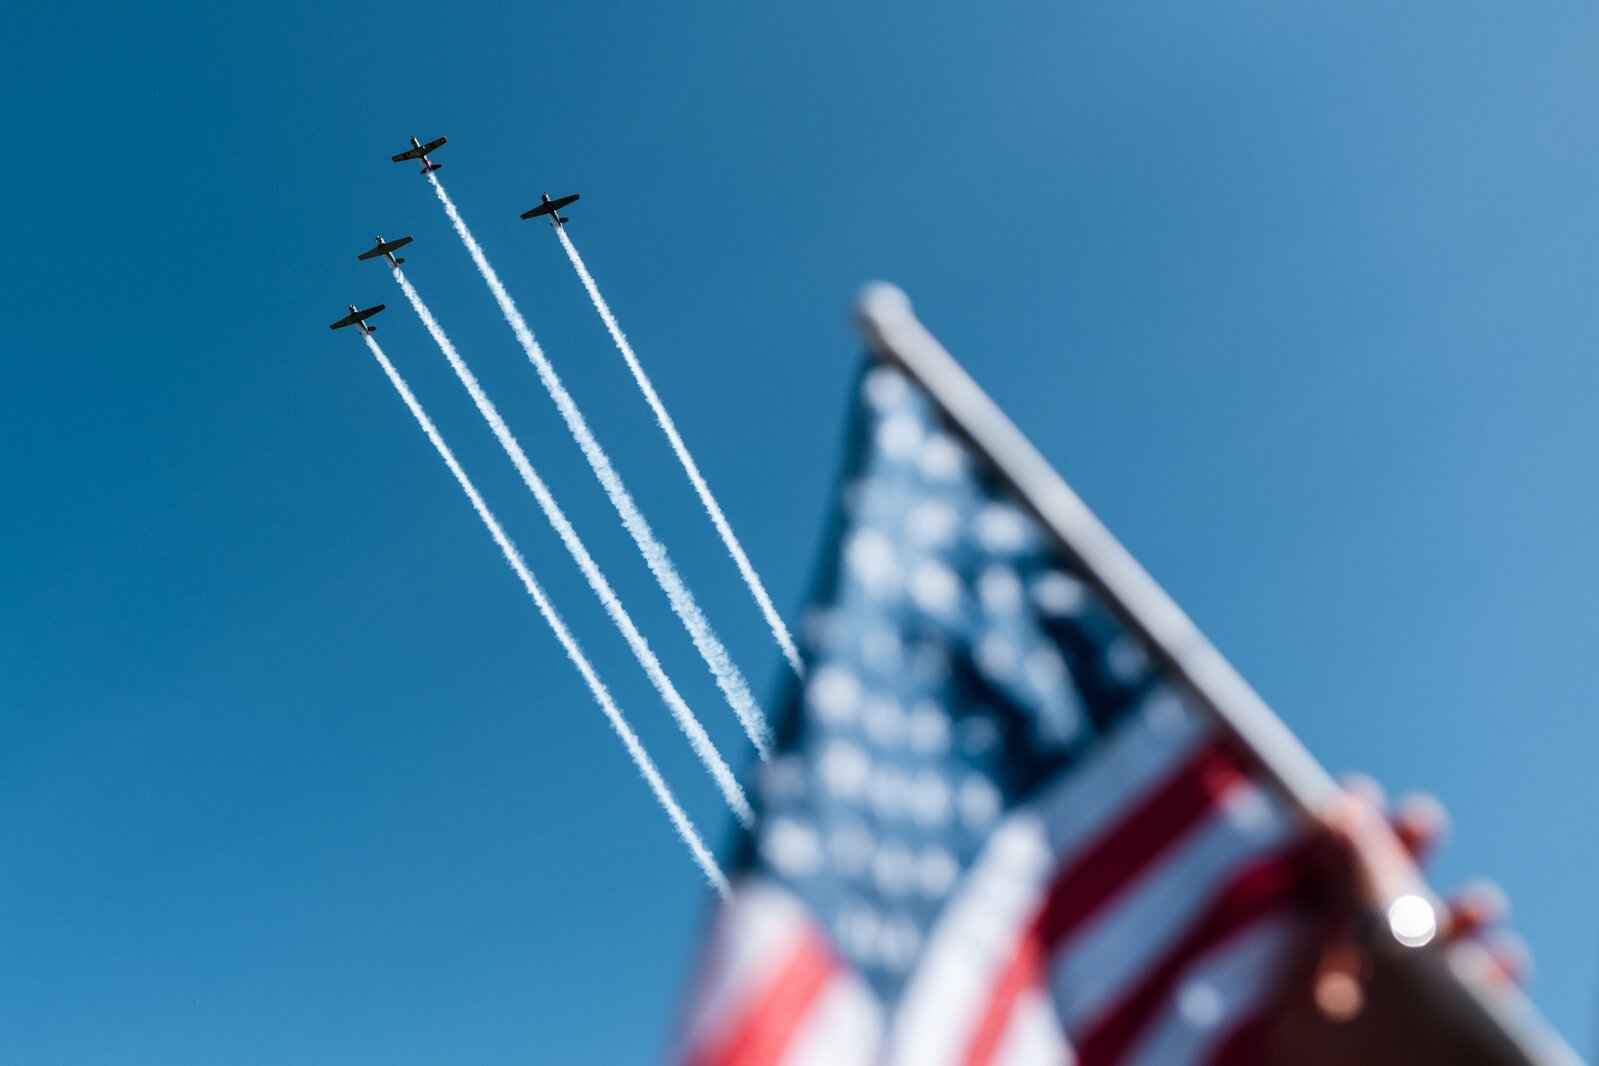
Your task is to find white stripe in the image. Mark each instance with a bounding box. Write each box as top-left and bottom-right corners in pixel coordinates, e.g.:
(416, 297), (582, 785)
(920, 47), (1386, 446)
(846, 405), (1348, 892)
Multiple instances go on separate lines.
(778, 969), (884, 1066)
(889, 812), (1052, 1065)
(681, 880), (813, 1055)
(989, 985), (1073, 1066)
(889, 699), (1208, 1064)
(1121, 916), (1303, 1066)
(1051, 782), (1294, 1032)
(1033, 691), (1208, 861)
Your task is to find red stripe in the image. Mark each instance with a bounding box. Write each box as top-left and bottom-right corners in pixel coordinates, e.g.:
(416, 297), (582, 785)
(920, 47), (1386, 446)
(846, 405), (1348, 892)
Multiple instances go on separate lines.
(1200, 1014), (1270, 1066)
(962, 741), (1246, 1066)
(687, 927), (837, 1066)
(1073, 844), (1312, 1066)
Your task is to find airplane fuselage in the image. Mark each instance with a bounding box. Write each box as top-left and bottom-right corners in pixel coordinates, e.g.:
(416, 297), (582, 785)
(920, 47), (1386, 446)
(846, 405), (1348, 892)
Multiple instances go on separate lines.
(392, 135), (446, 174)
(411, 138), (441, 174)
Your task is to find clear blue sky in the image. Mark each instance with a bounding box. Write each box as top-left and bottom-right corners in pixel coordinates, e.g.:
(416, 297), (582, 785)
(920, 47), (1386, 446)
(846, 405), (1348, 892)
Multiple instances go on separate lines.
(3, 1), (1597, 1061)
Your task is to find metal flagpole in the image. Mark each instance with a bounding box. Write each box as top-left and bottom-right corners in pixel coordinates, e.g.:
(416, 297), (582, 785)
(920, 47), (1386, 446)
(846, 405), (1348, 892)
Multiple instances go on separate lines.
(855, 281), (1582, 1066)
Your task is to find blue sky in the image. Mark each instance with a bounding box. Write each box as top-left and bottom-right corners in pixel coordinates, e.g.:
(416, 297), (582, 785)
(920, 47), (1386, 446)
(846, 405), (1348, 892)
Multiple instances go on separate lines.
(3, 1), (1597, 1061)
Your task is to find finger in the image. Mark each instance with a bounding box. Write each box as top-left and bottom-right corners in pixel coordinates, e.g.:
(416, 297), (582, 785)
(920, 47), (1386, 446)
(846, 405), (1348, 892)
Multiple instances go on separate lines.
(1451, 929), (1532, 992)
(1444, 880), (1509, 941)
(1390, 792), (1448, 862)
(1340, 773), (1388, 813)
(1481, 928), (1533, 989)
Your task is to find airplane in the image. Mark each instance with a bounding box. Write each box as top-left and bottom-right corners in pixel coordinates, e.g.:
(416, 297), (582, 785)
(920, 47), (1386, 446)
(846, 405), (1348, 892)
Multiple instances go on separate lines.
(391, 135), (446, 174)
(357, 235), (413, 267)
(520, 192), (580, 226)
(329, 303), (386, 335)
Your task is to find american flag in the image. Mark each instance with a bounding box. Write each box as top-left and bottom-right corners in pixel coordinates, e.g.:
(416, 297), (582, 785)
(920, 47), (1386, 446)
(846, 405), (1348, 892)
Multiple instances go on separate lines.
(676, 361), (1320, 1066)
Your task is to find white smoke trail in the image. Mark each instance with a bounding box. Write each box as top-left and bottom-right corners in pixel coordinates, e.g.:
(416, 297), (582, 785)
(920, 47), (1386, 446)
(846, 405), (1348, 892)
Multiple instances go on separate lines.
(427, 173), (773, 758)
(554, 226), (805, 680)
(390, 266), (754, 828)
(360, 332), (730, 897)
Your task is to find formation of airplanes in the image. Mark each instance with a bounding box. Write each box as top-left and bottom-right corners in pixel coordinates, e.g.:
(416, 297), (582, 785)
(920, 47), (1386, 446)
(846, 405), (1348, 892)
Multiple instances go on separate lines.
(335, 135), (582, 333)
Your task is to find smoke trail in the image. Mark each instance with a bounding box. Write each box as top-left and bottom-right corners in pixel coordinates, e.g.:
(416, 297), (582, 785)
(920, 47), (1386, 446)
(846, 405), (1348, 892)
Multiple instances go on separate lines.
(554, 227), (805, 680)
(427, 173), (773, 758)
(390, 266), (754, 827)
(360, 332), (730, 897)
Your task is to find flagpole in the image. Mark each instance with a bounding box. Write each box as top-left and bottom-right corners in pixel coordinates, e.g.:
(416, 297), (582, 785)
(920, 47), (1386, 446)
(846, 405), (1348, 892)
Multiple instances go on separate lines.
(855, 280), (1583, 1066)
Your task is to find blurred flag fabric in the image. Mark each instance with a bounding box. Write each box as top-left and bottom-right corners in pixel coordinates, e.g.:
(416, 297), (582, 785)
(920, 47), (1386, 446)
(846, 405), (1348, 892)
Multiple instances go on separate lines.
(676, 361), (1323, 1066)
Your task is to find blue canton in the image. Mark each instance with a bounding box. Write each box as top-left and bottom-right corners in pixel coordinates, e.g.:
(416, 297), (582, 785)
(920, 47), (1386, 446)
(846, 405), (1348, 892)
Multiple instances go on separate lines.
(746, 364), (1161, 1005)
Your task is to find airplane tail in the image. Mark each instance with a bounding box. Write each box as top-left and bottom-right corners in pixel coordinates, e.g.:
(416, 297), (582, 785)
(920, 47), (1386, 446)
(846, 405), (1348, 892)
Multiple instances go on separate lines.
(423, 163), (443, 174)
(558, 216), (570, 224)
(395, 257), (406, 266)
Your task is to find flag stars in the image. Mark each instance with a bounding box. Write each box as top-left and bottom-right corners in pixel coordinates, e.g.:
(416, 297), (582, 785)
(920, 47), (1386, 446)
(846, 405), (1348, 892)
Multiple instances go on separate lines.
(872, 840), (918, 899)
(1024, 647), (1069, 693)
(759, 755), (808, 804)
(1033, 692), (1084, 748)
(908, 770), (953, 827)
(975, 503), (1032, 553)
(1106, 635), (1151, 683)
(976, 632), (1023, 679)
(846, 528), (902, 599)
(836, 898), (883, 964)
(958, 775), (1002, 829)
(907, 701), (952, 755)
(862, 366), (911, 411)
(879, 912), (923, 973)
(917, 845), (959, 897)
(860, 626), (904, 675)
(907, 499), (961, 548)
(909, 559), (962, 616)
(818, 738), (872, 801)
(877, 412), (926, 461)
(762, 818), (823, 878)
(808, 664), (863, 725)
(918, 432), (967, 482)
(863, 694), (908, 747)
(1141, 684), (1191, 737)
(977, 564), (1026, 614)
(828, 818), (875, 877)
(836, 899), (923, 975)
(869, 766), (911, 821)
(1032, 569), (1088, 616)
(908, 640), (952, 685)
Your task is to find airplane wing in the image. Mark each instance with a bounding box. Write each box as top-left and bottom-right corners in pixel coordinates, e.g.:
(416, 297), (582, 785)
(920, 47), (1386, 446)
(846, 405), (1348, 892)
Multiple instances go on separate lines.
(329, 304), (385, 330)
(390, 137), (446, 162)
(358, 236), (412, 260)
(520, 194), (580, 220)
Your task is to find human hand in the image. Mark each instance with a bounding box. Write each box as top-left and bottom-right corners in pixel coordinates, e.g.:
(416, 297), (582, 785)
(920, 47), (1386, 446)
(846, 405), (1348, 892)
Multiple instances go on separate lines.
(1263, 779), (1530, 1066)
